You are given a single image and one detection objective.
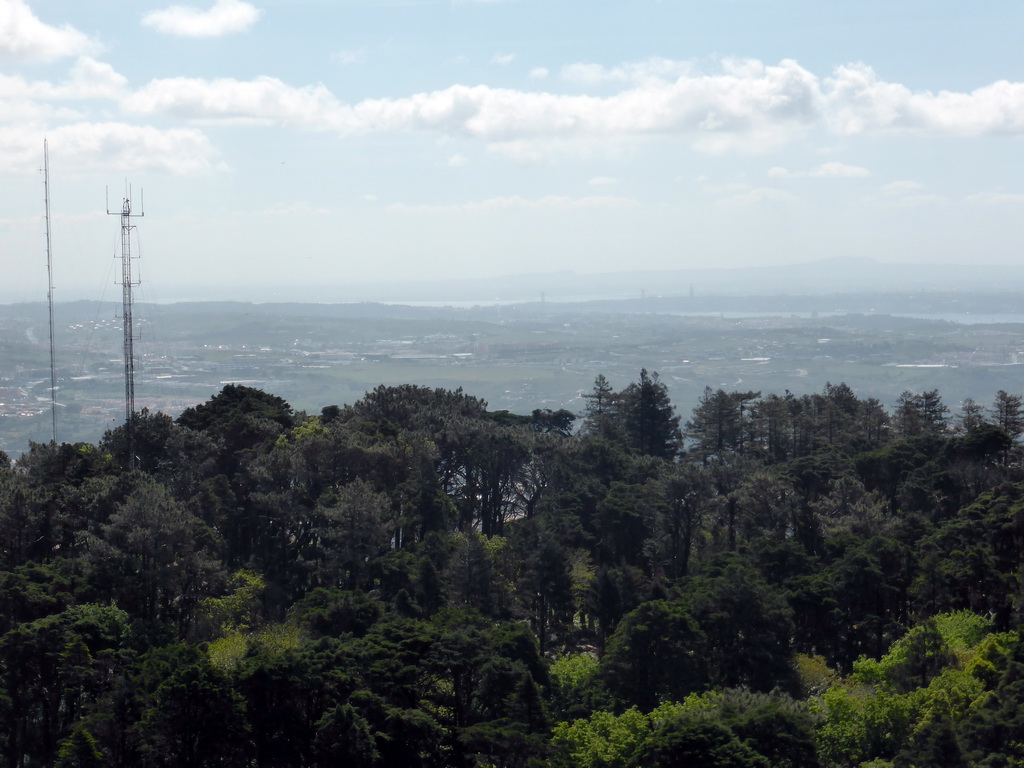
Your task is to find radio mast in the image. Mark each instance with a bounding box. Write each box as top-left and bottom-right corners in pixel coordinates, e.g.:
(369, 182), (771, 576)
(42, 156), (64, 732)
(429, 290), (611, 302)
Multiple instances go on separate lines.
(43, 140), (57, 444)
(108, 185), (144, 469)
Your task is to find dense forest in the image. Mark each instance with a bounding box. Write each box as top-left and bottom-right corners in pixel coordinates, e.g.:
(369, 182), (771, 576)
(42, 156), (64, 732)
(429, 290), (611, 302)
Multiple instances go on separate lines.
(3, 372), (1024, 767)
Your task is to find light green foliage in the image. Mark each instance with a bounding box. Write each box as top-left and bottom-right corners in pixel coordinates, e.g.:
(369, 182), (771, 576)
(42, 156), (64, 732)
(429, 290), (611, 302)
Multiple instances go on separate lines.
(198, 568), (266, 636)
(933, 610), (993, 656)
(548, 651), (614, 721)
(275, 414), (327, 448)
(207, 632), (248, 670)
(550, 694), (719, 768)
(649, 695), (718, 723)
(253, 623), (302, 654)
(964, 631), (1016, 688)
(852, 613), (979, 691)
(817, 612), (998, 766)
(815, 683), (923, 766)
(569, 548), (596, 619)
(922, 667), (984, 722)
(207, 623), (302, 671)
(813, 685), (863, 764)
(794, 653), (839, 697)
(551, 706), (652, 768)
(550, 653), (600, 700)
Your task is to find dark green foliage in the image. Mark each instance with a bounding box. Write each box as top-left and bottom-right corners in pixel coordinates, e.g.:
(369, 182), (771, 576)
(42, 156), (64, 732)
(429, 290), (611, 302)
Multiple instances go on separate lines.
(54, 725), (105, 768)
(886, 619), (958, 694)
(85, 478), (224, 638)
(992, 390), (1024, 438)
(896, 713), (967, 768)
(313, 703), (380, 767)
(177, 383), (295, 434)
(531, 408), (577, 436)
(601, 599), (706, 710)
(135, 645), (251, 767)
(894, 389), (949, 438)
(235, 647), (327, 767)
(822, 533), (913, 671)
(587, 564), (650, 652)
(582, 370), (682, 459)
(961, 632), (1024, 765)
(289, 587), (384, 637)
(911, 483), (1024, 629)
(683, 558), (797, 692)
(720, 693), (820, 768)
(5, 379), (1024, 767)
(687, 386), (760, 462)
(515, 532), (574, 653)
(633, 717), (770, 768)
(0, 603), (128, 767)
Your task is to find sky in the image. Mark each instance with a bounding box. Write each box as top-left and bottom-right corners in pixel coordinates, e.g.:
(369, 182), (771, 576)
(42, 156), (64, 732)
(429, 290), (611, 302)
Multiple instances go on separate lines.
(4, 0), (1024, 302)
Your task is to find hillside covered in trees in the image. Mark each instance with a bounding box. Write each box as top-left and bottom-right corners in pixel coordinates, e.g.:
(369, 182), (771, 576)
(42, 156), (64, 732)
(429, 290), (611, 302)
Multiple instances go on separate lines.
(3, 374), (1024, 767)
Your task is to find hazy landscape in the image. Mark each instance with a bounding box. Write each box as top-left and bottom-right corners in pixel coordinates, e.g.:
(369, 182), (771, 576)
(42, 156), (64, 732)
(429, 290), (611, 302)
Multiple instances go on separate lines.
(4, 263), (1024, 455)
(10, 2), (1024, 765)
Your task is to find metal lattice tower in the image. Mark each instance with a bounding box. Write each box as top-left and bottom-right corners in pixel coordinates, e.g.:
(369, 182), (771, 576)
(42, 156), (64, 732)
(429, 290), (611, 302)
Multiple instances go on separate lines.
(43, 139), (57, 444)
(108, 186), (144, 469)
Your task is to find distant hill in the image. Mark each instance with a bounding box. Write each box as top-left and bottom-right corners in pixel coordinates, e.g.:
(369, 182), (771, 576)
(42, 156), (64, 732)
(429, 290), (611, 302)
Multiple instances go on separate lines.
(151, 257), (1024, 304)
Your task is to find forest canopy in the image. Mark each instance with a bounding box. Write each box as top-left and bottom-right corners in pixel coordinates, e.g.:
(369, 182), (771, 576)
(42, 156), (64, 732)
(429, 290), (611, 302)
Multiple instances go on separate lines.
(2, 375), (1024, 767)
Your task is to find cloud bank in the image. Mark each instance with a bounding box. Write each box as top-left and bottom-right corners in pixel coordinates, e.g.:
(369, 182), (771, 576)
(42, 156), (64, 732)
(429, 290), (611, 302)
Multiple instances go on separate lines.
(10, 49), (1024, 175)
(0, 0), (99, 60)
(122, 58), (1024, 149)
(141, 0), (262, 38)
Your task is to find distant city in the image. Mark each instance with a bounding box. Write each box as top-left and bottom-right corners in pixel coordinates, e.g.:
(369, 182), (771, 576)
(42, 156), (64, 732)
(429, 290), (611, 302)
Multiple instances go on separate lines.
(3, 281), (1024, 456)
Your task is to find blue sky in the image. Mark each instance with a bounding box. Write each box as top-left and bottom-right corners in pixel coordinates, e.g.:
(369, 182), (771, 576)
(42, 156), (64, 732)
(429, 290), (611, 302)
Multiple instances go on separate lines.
(4, 0), (1024, 301)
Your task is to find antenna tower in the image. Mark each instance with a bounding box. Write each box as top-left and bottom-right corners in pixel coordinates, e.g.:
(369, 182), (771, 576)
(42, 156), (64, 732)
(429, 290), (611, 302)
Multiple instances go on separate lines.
(42, 140), (57, 444)
(108, 185), (144, 469)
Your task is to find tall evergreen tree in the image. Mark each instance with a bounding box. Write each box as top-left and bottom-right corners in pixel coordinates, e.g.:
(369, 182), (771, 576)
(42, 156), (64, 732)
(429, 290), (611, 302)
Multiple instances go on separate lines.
(992, 390), (1024, 438)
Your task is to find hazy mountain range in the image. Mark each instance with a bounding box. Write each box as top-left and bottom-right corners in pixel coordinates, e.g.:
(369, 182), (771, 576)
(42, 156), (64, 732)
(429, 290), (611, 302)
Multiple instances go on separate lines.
(148, 257), (1024, 305)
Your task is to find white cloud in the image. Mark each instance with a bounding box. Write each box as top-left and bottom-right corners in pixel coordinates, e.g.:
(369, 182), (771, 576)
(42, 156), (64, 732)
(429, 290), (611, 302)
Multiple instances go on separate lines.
(388, 195), (639, 212)
(124, 75), (340, 128)
(105, 56), (1024, 165)
(0, 57), (126, 110)
(491, 53), (515, 65)
(966, 191), (1024, 205)
(66, 57), (130, 100)
(811, 161), (869, 178)
(486, 136), (638, 165)
(124, 58), (823, 155)
(142, 0), (262, 38)
(332, 48), (366, 65)
(769, 161), (869, 179)
(447, 153), (468, 167)
(259, 202), (331, 217)
(353, 58), (819, 153)
(881, 180), (925, 195)
(877, 180), (945, 206)
(528, 68), (549, 80)
(826, 63), (1024, 136)
(485, 139), (546, 164)
(562, 56), (693, 86)
(0, 122), (219, 175)
(720, 187), (798, 205)
(589, 176), (617, 186)
(0, 0), (99, 60)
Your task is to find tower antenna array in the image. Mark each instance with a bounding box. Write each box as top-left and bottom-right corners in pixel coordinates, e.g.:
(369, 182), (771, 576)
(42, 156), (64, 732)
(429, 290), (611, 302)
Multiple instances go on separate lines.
(107, 184), (144, 469)
(42, 140), (57, 444)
